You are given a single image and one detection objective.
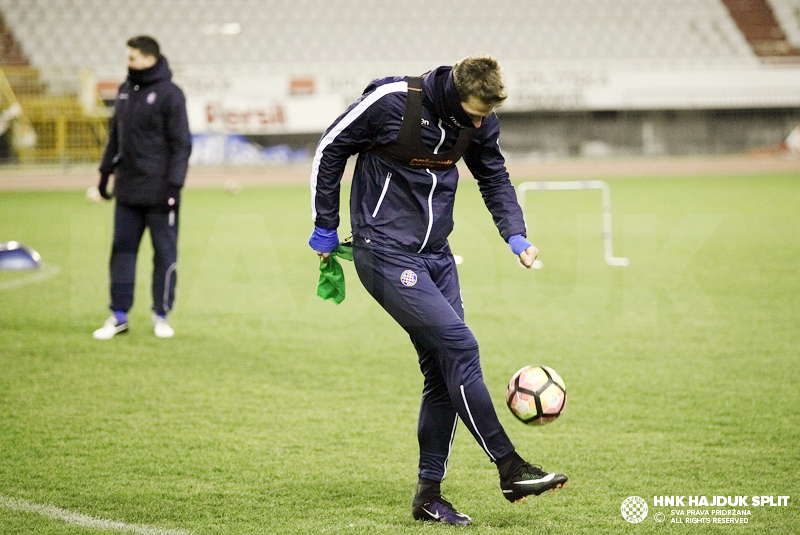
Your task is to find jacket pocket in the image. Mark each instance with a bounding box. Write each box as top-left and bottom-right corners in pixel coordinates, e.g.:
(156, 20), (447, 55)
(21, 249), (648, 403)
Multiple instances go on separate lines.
(371, 172), (392, 218)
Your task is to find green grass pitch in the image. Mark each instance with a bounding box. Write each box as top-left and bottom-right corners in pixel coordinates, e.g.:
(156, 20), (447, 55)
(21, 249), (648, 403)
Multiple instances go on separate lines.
(1, 171), (798, 534)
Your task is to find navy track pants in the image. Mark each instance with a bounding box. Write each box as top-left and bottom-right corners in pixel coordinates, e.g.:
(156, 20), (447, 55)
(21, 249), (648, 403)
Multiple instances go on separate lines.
(109, 202), (178, 317)
(353, 243), (515, 482)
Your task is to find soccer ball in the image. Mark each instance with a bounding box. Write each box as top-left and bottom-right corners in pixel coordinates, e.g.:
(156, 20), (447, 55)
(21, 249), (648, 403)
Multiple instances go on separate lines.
(506, 365), (567, 425)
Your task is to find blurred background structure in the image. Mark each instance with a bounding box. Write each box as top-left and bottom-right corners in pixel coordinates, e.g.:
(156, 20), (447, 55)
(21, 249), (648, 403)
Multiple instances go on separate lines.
(2, 0), (800, 165)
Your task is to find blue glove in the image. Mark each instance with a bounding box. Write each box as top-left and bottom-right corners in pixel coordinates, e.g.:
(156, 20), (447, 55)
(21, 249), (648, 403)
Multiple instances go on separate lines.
(508, 234), (532, 256)
(308, 227), (339, 253)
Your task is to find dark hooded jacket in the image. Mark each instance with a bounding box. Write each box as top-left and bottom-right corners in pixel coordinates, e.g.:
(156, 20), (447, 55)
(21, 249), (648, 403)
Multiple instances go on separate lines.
(310, 66), (526, 255)
(100, 55), (191, 206)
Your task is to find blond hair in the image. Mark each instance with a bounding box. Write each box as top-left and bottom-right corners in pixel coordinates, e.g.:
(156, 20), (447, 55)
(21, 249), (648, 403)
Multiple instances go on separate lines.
(453, 53), (507, 107)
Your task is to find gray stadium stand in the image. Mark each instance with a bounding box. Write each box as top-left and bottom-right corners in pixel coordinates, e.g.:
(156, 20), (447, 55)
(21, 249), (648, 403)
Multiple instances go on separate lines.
(0, 0), (769, 74)
(2, 0), (800, 160)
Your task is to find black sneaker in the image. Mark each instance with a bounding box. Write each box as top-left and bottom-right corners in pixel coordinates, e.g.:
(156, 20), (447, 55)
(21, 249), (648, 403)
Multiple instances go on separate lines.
(412, 495), (472, 527)
(500, 463), (568, 503)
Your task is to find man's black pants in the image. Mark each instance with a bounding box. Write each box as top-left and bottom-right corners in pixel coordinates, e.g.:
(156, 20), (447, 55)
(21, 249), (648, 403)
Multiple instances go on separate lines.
(354, 243), (515, 482)
(109, 202), (178, 317)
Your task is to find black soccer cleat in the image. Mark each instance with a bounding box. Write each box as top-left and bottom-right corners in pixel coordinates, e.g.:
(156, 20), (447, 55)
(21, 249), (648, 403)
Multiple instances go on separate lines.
(412, 495), (472, 527)
(500, 463), (568, 503)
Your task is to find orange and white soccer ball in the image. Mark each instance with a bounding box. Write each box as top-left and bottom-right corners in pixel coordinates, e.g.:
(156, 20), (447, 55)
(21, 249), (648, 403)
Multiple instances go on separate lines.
(506, 365), (567, 425)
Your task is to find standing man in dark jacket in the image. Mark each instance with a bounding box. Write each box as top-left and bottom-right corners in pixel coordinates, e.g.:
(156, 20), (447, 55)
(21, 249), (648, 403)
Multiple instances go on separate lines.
(309, 53), (567, 526)
(93, 35), (191, 340)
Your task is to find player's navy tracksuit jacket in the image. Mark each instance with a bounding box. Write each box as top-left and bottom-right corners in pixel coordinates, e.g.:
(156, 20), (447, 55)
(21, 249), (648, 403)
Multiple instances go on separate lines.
(311, 67), (526, 481)
(100, 55), (191, 316)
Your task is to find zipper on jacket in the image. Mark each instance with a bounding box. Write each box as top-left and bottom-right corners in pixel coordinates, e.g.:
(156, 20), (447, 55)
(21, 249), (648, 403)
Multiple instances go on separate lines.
(371, 172), (392, 218)
(418, 169), (437, 252)
(417, 120), (447, 252)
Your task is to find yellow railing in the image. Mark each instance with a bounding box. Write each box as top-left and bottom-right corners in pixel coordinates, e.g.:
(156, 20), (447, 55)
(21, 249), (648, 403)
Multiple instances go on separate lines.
(1, 66), (109, 164)
(0, 66), (37, 160)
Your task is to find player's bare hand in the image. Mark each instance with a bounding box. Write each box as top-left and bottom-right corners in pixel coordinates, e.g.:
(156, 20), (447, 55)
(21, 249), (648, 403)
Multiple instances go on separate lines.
(315, 250), (332, 261)
(518, 245), (538, 269)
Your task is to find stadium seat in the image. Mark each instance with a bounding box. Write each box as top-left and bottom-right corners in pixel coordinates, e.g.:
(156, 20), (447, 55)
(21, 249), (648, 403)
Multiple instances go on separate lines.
(0, 0), (764, 72)
(769, 0), (800, 48)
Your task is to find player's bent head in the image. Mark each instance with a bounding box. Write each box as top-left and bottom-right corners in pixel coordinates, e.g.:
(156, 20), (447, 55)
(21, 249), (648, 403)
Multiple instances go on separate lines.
(126, 35), (160, 70)
(453, 53), (507, 109)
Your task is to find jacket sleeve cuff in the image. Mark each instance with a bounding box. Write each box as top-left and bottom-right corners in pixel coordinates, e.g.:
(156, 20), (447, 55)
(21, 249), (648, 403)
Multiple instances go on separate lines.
(508, 234), (532, 256)
(308, 227), (339, 253)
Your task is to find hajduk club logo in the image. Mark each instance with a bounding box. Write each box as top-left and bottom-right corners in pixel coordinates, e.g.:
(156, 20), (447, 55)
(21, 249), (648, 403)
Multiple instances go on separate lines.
(621, 496), (648, 523)
(400, 270), (417, 287)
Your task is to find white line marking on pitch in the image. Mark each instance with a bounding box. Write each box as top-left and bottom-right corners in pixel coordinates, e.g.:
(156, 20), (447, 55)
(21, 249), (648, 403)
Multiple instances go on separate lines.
(0, 495), (198, 535)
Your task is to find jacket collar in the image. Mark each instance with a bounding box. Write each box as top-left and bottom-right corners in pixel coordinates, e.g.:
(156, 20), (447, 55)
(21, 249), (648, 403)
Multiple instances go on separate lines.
(421, 66), (475, 130)
(128, 55), (172, 86)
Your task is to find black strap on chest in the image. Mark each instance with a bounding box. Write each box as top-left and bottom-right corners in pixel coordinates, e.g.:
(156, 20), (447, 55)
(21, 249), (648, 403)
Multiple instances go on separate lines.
(371, 76), (474, 170)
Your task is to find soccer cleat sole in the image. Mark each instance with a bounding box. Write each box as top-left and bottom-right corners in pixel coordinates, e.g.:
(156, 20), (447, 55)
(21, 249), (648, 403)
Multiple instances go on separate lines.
(505, 481), (567, 504)
(412, 510), (472, 527)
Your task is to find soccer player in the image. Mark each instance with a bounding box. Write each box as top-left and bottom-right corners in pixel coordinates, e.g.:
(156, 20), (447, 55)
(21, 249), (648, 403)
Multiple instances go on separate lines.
(93, 36), (191, 340)
(309, 53), (567, 526)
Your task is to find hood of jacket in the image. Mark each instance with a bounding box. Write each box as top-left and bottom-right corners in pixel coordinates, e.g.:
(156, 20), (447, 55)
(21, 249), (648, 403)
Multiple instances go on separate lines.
(127, 55), (172, 87)
(421, 66), (475, 131)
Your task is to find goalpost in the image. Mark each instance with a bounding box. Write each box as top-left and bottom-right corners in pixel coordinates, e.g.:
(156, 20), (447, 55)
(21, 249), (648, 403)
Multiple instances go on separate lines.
(516, 180), (629, 267)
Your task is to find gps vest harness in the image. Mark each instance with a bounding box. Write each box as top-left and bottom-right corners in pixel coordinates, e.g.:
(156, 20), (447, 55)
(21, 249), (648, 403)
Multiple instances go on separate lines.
(372, 76), (474, 170)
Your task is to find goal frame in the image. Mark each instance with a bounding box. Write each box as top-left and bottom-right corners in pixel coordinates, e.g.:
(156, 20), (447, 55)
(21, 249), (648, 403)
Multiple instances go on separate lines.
(516, 180), (629, 267)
